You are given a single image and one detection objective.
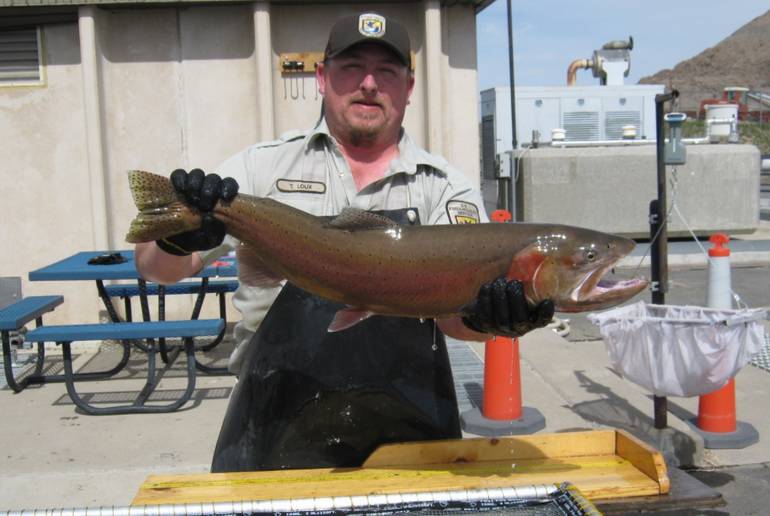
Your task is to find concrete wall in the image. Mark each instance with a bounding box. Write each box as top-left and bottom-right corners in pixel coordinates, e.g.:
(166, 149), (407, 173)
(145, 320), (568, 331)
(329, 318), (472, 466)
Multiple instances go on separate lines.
(512, 144), (760, 238)
(0, 2), (481, 323)
(0, 22), (104, 323)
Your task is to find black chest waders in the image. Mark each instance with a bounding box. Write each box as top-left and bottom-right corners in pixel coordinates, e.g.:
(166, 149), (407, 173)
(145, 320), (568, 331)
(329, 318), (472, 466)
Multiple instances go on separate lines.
(211, 208), (461, 472)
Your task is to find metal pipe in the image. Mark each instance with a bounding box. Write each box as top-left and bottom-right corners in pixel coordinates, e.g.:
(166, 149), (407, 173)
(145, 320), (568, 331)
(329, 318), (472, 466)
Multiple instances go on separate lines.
(78, 7), (112, 250)
(253, 1), (275, 140)
(551, 138), (654, 147)
(566, 58), (592, 86)
(652, 90), (679, 302)
(424, 0), (443, 156)
(550, 137), (710, 148)
(650, 89), (678, 430)
(506, 0), (518, 219)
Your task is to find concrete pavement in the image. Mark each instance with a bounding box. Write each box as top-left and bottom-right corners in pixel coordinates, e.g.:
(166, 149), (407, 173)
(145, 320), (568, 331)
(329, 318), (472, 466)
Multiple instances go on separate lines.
(1, 223), (768, 512)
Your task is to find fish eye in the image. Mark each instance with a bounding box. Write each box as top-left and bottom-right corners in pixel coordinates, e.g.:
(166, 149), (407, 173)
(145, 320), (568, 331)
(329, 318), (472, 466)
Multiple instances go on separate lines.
(584, 249), (597, 262)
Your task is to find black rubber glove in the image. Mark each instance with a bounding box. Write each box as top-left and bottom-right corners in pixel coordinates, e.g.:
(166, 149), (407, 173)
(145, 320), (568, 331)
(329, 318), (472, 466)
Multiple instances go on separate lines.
(155, 168), (239, 256)
(462, 277), (555, 338)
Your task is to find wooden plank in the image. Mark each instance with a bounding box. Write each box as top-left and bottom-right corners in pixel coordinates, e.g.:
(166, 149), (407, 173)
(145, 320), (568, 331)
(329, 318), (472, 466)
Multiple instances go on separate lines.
(363, 430), (617, 467)
(614, 429), (670, 494)
(133, 455), (660, 506)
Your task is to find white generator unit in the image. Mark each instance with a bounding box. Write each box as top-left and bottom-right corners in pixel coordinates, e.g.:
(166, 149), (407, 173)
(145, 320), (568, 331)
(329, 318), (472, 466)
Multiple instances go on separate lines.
(480, 85), (664, 179)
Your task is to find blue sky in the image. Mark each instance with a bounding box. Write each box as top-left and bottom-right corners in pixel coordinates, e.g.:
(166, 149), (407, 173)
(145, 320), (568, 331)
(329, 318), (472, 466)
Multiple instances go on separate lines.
(476, 1), (769, 91)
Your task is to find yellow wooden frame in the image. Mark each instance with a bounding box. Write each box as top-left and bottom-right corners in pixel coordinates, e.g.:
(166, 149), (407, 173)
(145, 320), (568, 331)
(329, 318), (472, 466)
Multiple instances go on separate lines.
(133, 429), (669, 506)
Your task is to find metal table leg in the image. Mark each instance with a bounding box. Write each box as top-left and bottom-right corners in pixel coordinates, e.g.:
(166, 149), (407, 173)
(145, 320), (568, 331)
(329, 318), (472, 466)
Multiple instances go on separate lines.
(2, 318), (130, 393)
(60, 337), (197, 415)
(97, 279), (151, 353)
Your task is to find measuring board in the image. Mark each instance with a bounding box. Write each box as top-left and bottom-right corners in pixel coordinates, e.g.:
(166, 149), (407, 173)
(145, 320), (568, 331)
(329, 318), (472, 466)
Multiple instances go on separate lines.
(133, 429), (669, 506)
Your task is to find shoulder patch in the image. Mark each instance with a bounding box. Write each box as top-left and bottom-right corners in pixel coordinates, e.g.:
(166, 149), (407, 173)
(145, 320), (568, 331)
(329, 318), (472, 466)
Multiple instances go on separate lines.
(446, 200), (480, 224)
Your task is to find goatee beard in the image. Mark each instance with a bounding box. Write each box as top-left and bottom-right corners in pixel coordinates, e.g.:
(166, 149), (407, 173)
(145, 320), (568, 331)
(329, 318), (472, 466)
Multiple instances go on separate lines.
(349, 127), (379, 147)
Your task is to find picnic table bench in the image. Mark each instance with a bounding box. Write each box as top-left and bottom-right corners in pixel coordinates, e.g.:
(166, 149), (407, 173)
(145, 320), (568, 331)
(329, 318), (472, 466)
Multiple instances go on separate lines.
(0, 295), (131, 393)
(25, 318), (224, 415)
(1, 295), (224, 414)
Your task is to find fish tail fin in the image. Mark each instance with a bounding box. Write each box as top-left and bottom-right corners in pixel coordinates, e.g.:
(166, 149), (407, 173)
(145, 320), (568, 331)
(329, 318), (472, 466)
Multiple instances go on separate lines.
(125, 170), (200, 243)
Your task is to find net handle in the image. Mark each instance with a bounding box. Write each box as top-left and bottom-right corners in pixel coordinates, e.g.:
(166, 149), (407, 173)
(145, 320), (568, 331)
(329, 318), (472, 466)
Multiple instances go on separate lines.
(593, 310), (766, 327)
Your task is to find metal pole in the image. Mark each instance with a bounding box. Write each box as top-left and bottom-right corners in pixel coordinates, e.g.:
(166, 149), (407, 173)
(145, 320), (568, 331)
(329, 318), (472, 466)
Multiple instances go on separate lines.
(650, 90), (678, 430)
(506, 0), (518, 219)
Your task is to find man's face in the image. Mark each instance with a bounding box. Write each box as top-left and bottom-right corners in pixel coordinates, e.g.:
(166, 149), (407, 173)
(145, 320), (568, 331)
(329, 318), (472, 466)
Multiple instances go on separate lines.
(317, 42), (414, 148)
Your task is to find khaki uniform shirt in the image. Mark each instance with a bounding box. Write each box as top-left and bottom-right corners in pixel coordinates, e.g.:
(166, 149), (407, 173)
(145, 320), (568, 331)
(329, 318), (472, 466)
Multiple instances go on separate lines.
(200, 119), (488, 374)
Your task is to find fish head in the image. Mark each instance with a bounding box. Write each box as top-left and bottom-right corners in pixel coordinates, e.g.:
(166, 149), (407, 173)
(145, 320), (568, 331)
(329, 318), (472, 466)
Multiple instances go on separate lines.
(509, 226), (647, 313)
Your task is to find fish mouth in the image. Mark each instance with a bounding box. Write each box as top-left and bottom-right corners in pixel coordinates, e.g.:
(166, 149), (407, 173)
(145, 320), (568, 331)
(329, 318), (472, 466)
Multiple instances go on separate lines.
(567, 264), (648, 312)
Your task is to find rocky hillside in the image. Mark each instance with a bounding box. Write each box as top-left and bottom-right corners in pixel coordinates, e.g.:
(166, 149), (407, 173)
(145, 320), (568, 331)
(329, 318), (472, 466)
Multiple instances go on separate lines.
(638, 9), (770, 112)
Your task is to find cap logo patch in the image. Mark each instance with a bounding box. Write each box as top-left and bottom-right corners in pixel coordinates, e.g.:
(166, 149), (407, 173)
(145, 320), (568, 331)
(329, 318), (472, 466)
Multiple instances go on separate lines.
(359, 14), (386, 38)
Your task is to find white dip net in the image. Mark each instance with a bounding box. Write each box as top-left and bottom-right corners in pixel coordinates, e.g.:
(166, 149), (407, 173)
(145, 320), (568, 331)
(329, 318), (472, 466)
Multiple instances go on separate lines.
(588, 301), (767, 397)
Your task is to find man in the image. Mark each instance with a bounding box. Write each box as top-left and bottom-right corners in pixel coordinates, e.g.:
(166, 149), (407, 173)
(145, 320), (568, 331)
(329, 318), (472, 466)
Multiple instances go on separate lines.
(135, 12), (553, 472)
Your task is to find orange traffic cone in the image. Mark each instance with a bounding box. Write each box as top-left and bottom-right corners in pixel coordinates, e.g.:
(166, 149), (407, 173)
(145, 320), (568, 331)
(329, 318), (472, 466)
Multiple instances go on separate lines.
(691, 234), (757, 448)
(482, 336), (522, 420)
(697, 378), (736, 433)
(459, 210), (545, 436)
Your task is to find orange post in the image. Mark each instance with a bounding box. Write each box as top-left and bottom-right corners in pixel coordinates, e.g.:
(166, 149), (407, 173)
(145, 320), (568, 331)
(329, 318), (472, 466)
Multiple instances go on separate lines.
(482, 336), (522, 420)
(697, 378), (737, 433)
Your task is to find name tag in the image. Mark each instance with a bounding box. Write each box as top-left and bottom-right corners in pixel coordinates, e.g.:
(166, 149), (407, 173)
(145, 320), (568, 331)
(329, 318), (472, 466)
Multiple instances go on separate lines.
(276, 179), (326, 194)
(446, 200), (480, 224)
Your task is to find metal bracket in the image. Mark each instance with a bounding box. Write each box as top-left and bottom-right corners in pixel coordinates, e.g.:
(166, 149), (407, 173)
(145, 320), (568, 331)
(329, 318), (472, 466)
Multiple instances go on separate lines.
(280, 52), (324, 74)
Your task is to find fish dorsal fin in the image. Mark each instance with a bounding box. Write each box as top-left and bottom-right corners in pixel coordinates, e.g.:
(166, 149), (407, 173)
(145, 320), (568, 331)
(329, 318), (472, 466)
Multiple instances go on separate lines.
(235, 243), (285, 287)
(326, 208), (399, 231)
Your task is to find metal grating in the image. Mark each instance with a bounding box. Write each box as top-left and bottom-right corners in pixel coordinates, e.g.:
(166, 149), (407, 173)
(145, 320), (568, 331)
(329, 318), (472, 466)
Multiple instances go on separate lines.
(446, 337), (484, 414)
(750, 332), (770, 373)
(0, 27), (42, 85)
(481, 115), (497, 180)
(562, 111), (599, 141)
(605, 110), (641, 140)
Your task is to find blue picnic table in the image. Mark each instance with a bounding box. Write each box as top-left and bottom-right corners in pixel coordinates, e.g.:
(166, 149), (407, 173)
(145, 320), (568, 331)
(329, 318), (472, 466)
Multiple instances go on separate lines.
(29, 250), (236, 333)
(28, 250), (237, 281)
(15, 250), (240, 414)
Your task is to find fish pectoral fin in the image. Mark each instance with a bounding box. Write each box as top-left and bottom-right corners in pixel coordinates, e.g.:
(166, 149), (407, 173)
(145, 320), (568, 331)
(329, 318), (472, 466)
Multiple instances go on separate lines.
(327, 308), (374, 333)
(325, 207), (400, 231)
(235, 243), (284, 287)
(506, 243), (545, 283)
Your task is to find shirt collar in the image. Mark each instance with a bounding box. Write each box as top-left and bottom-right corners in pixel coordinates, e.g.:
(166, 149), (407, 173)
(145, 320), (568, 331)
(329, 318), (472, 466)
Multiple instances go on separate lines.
(305, 118), (449, 177)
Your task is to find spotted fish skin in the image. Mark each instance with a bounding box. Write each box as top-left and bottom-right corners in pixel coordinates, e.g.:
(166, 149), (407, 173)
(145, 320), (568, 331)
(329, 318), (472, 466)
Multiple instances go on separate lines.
(126, 170), (647, 325)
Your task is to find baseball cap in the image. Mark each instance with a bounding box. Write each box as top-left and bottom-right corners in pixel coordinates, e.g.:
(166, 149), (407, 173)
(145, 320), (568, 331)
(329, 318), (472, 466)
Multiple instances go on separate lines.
(324, 13), (411, 68)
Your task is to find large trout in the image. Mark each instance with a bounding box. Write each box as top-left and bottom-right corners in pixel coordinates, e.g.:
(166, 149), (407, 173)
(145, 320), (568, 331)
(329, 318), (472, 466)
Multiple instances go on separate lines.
(126, 170), (647, 331)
